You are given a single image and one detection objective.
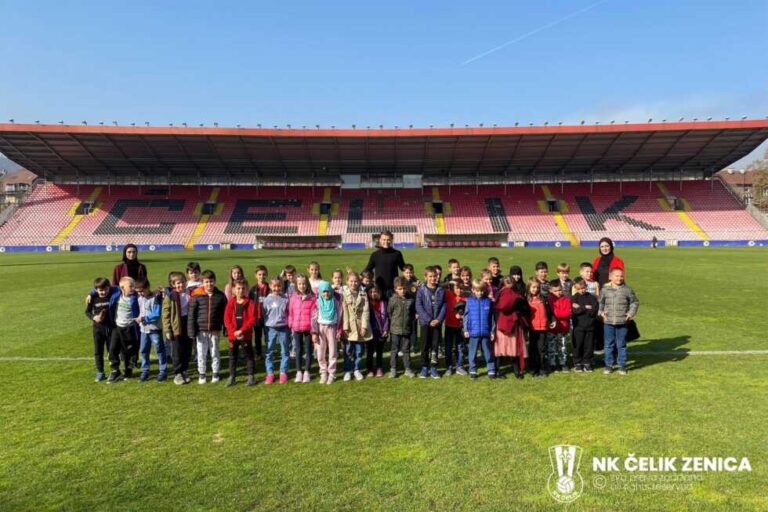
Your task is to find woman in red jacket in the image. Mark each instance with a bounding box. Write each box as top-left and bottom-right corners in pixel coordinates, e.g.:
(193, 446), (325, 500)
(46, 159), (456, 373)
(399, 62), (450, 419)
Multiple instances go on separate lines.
(592, 237), (625, 286)
(224, 280), (257, 387)
(112, 244), (147, 285)
(495, 277), (529, 380)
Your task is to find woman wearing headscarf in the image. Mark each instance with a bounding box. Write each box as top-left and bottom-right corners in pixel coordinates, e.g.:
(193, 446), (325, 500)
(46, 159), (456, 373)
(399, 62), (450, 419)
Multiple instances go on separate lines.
(592, 237), (625, 287)
(112, 243), (148, 285)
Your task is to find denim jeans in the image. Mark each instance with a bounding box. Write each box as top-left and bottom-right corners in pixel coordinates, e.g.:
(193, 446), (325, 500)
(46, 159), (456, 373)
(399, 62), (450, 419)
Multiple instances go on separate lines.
(468, 336), (496, 375)
(604, 323), (628, 369)
(343, 341), (365, 372)
(140, 331), (167, 374)
(265, 326), (290, 375)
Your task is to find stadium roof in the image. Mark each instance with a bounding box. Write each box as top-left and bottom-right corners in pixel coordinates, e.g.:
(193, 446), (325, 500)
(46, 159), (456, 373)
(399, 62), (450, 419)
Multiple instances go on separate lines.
(0, 120), (766, 179)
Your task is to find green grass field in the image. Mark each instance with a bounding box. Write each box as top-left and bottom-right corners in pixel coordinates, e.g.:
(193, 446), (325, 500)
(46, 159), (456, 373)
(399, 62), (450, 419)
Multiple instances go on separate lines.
(1, 247), (767, 511)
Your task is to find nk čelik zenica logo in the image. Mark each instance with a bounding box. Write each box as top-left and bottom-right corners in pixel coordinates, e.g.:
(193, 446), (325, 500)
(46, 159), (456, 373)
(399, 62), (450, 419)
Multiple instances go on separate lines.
(548, 445), (584, 503)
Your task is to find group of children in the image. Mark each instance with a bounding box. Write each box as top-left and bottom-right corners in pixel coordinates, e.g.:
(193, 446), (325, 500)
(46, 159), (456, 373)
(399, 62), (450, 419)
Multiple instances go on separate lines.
(87, 256), (639, 386)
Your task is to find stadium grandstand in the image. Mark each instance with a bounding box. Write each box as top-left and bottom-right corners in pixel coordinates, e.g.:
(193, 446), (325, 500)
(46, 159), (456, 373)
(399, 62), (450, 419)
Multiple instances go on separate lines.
(0, 119), (767, 252)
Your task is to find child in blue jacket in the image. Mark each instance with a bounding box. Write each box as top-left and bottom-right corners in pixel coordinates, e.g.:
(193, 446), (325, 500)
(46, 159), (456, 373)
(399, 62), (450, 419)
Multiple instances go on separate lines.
(463, 280), (497, 380)
(415, 266), (446, 379)
(135, 277), (167, 382)
(90, 276), (140, 383)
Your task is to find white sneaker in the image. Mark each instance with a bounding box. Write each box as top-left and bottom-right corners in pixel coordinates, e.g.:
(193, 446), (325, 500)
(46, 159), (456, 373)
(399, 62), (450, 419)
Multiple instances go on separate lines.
(327, 374), (335, 385)
(295, 371), (303, 383)
(343, 372), (352, 382)
(198, 375), (206, 384)
(211, 374), (220, 384)
(354, 370), (364, 381)
(303, 372), (311, 383)
(320, 373), (328, 384)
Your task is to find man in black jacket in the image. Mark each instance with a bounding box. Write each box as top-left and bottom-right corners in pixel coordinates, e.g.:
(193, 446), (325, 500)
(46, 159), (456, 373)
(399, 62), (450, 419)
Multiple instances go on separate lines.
(188, 270), (228, 384)
(363, 230), (406, 297)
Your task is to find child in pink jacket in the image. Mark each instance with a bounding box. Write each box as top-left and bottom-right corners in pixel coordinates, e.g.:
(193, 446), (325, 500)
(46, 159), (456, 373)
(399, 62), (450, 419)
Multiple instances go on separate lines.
(289, 275), (316, 383)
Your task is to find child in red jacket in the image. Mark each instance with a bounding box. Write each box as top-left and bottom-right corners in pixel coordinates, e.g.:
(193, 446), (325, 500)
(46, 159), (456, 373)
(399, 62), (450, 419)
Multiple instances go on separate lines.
(224, 280), (257, 386)
(547, 280), (573, 372)
(527, 278), (553, 377)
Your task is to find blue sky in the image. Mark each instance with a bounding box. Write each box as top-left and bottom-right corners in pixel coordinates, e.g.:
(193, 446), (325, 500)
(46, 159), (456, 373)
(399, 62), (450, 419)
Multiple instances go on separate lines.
(1, 0), (767, 166)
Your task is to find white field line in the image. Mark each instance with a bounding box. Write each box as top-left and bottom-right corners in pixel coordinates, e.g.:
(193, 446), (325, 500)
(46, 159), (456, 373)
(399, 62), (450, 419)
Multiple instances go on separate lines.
(1, 350), (768, 362)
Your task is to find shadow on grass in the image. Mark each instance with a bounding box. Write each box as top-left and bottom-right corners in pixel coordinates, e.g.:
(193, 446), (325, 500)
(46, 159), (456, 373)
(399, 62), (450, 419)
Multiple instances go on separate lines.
(625, 336), (691, 371)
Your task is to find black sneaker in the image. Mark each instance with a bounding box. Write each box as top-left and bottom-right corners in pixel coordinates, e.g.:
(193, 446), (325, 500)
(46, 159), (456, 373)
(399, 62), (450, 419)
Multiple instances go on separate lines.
(226, 376), (236, 387)
(139, 372), (149, 382)
(124, 368), (133, 380)
(107, 371), (123, 384)
(157, 373), (167, 382)
(470, 373), (479, 380)
(496, 372), (507, 380)
(583, 365), (593, 373)
(515, 372), (524, 380)
(488, 373), (497, 380)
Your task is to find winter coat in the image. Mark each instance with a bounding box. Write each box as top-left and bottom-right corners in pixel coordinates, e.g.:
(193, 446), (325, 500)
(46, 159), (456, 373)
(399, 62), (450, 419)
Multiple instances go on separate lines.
(463, 296), (494, 338)
(342, 288), (372, 342)
(224, 297), (257, 343)
(548, 294), (572, 334)
(288, 292), (316, 333)
(415, 285), (446, 326)
(387, 294), (416, 336)
(598, 283), (639, 325)
(571, 292), (599, 331)
(187, 288), (228, 336)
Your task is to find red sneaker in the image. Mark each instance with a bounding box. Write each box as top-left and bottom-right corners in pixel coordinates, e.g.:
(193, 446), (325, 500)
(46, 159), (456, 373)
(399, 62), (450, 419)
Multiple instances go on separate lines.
(279, 372), (288, 384)
(264, 374), (274, 385)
